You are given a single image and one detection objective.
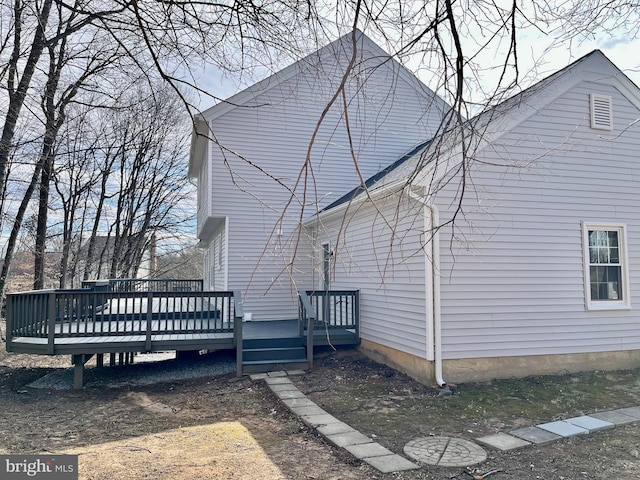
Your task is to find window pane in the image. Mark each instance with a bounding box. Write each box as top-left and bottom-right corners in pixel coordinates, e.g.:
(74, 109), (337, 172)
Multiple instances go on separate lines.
(590, 265), (622, 300)
(588, 230), (620, 264)
(597, 247), (610, 263)
(590, 266), (604, 282)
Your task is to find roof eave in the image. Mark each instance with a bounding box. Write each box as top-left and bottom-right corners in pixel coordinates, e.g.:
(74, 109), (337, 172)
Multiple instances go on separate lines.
(188, 117), (209, 178)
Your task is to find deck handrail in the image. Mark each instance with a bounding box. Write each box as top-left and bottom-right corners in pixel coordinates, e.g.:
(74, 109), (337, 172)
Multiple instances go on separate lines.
(82, 278), (204, 293)
(298, 290), (317, 369)
(303, 290), (359, 334)
(6, 288), (240, 354)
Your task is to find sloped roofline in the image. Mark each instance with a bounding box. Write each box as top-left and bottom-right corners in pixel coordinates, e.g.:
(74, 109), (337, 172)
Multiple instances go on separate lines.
(312, 49), (640, 218)
(198, 29), (449, 122)
(189, 29), (450, 178)
(320, 139), (433, 212)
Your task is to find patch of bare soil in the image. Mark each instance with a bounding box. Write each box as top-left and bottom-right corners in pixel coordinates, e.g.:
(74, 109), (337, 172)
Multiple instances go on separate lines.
(2, 337), (640, 480)
(0, 344), (373, 479)
(293, 349), (640, 480)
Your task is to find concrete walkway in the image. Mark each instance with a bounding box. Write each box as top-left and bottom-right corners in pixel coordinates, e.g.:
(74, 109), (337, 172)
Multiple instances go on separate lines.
(476, 406), (640, 451)
(252, 371), (640, 472)
(250, 371), (420, 473)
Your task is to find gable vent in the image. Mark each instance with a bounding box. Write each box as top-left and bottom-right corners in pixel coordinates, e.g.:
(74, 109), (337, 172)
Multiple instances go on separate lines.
(590, 94), (613, 130)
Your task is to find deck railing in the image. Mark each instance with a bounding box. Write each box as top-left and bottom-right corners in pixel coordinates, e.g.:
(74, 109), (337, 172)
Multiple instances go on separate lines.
(6, 288), (240, 354)
(301, 290), (359, 333)
(298, 290), (360, 370)
(82, 278), (204, 293)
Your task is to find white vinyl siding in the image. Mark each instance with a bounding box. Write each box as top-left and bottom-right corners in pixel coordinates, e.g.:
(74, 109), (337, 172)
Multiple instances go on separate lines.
(203, 249), (211, 290)
(203, 35), (448, 320)
(197, 145), (211, 234)
(433, 76), (640, 360)
(211, 223), (227, 291)
(315, 196), (430, 359)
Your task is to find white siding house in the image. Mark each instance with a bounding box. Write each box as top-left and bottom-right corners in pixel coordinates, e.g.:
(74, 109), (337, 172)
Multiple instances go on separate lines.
(192, 30), (640, 384)
(308, 50), (640, 384)
(189, 31), (450, 321)
(430, 52), (640, 382)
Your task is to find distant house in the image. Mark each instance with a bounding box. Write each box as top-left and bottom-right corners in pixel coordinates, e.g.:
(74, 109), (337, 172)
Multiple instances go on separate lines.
(77, 233), (152, 283)
(191, 32), (640, 384)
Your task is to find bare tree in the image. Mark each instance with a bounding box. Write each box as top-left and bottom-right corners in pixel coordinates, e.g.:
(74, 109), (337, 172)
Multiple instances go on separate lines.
(48, 82), (192, 285)
(0, 0), (319, 221)
(1, 0), (638, 294)
(32, 15), (125, 289)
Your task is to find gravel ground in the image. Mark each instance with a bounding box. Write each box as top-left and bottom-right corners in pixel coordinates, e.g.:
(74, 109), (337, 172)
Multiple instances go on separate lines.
(26, 350), (236, 389)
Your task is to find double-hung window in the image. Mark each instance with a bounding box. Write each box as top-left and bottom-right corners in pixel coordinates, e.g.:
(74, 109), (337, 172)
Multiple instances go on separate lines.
(582, 222), (630, 310)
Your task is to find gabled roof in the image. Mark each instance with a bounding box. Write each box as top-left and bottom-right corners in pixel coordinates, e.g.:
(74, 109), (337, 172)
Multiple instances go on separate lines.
(316, 49), (640, 215)
(198, 29), (445, 123)
(189, 30), (450, 177)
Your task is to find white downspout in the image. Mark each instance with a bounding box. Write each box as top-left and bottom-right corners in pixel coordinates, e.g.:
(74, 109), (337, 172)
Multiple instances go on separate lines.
(408, 189), (446, 388)
(429, 203), (445, 388)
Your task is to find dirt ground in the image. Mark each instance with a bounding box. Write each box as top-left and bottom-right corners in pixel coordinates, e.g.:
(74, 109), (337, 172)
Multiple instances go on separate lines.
(1, 340), (640, 480)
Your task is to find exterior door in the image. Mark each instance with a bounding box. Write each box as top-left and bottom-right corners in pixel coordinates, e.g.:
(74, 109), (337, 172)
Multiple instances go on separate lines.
(322, 243), (331, 291)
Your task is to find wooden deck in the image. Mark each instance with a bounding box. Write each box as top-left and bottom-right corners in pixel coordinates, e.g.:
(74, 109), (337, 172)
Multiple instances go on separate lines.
(9, 319), (235, 355)
(4, 281), (359, 387)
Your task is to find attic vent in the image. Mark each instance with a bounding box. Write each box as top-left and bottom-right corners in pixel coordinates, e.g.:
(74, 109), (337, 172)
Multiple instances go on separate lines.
(590, 94), (613, 130)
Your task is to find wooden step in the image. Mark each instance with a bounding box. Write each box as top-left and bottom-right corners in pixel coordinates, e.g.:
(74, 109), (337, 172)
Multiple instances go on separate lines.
(241, 335), (308, 374)
(243, 346), (306, 362)
(243, 336), (304, 349)
(242, 359), (309, 374)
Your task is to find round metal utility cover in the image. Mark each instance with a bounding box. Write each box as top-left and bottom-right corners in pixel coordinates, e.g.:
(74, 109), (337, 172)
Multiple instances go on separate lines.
(404, 436), (487, 467)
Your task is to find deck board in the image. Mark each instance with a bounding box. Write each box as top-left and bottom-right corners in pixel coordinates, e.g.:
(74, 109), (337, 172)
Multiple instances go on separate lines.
(8, 312), (357, 357)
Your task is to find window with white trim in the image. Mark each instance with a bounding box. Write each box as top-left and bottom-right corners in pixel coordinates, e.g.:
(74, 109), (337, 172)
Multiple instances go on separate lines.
(582, 222), (630, 309)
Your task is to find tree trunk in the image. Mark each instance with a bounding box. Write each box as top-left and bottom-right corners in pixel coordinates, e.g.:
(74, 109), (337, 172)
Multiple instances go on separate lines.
(0, 0), (54, 208)
(33, 152), (53, 289)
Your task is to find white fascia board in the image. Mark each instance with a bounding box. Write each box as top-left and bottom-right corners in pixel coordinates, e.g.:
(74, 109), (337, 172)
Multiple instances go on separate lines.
(188, 116), (209, 178)
(199, 35), (359, 122)
(581, 53), (640, 109)
(414, 52), (640, 204)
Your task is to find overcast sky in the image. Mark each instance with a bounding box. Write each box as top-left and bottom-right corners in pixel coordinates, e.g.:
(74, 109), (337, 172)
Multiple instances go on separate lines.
(194, 17), (640, 113)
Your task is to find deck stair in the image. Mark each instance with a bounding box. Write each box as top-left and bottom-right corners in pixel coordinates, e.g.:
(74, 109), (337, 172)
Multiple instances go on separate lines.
(241, 336), (309, 373)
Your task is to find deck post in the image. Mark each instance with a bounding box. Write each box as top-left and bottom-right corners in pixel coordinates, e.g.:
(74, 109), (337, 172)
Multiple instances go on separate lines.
(47, 291), (56, 355)
(72, 354), (92, 389)
(73, 362), (84, 389)
(233, 291), (244, 377)
(299, 291), (316, 371)
(355, 290), (360, 339)
(306, 315), (314, 370)
(145, 291), (153, 352)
